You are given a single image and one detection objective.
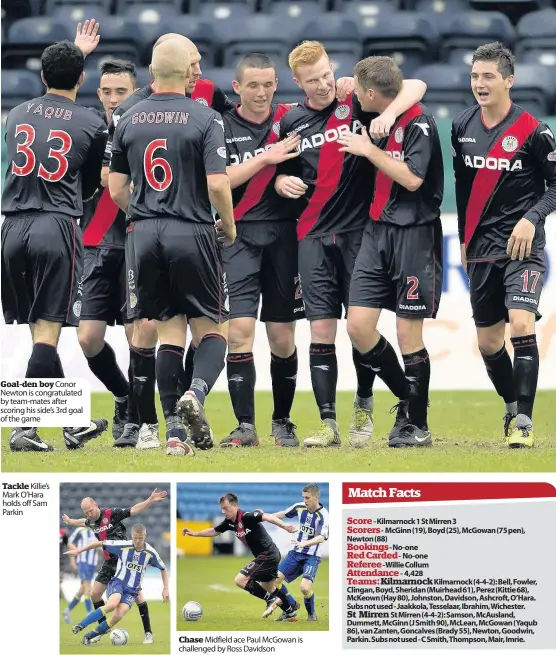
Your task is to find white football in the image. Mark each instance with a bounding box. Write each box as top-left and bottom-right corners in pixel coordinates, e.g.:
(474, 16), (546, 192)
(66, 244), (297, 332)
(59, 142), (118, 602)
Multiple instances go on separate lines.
(110, 628), (129, 646)
(182, 600), (203, 622)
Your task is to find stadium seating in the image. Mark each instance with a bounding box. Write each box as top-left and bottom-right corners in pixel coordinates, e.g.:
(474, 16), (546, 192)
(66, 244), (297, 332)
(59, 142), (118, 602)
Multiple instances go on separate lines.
(2, 69), (45, 111)
(1, 0), (555, 118)
(177, 483), (330, 522)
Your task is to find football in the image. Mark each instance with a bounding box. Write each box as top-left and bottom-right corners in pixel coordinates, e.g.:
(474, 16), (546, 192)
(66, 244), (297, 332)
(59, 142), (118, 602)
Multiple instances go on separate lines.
(110, 628), (129, 646)
(182, 601), (203, 622)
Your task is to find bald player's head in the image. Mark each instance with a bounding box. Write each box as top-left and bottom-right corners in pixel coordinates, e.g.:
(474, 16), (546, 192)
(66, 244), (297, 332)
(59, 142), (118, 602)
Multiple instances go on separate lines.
(81, 497), (100, 520)
(153, 33), (202, 93)
(150, 39), (191, 90)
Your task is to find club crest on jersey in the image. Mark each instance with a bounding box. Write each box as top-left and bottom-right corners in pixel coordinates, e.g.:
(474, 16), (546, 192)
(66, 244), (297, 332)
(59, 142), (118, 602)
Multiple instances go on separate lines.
(102, 518), (108, 524)
(217, 146), (227, 158)
(73, 301), (81, 318)
(502, 136), (519, 153)
(334, 104), (351, 120)
(272, 121), (281, 136)
(547, 151), (556, 162)
(129, 293), (138, 309)
(195, 97), (209, 106)
(395, 127), (404, 143)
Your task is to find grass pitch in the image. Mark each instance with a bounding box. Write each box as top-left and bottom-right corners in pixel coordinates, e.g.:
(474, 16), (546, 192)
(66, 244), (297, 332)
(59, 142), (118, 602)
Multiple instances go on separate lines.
(176, 556), (329, 631)
(3, 390), (555, 472)
(59, 599), (170, 654)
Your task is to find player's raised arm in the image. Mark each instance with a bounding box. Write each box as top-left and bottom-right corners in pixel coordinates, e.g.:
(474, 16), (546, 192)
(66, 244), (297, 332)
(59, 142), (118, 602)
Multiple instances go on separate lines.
(369, 78), (427, 139)
(64, 539), (103, 555)
(182, 526), (219, 537)
(262, 512), (297, 533)
(74, 18), (100, 58)
(62, 514), (87, 527)
(129, 488), (168, 516)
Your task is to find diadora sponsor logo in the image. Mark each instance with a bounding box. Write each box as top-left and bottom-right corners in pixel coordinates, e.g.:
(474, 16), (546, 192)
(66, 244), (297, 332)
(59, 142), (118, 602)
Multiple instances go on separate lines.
(458, 137), (476, 143)
(512, 296), (538, 305)
(225, 136), (252, 143)
(399, 304), (427, 311)
(463, 155), (522, 171)
(289, 120), (365, 152)
(229, 144), (273, 165)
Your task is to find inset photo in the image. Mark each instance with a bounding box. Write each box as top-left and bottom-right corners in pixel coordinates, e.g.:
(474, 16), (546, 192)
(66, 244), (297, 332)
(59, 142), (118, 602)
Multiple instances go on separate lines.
(59, 483), (171, 653)
(177, 482), (329, 631)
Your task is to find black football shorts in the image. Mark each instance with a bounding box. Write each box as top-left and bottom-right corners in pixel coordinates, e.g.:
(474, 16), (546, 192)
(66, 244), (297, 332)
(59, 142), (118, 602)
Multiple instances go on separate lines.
(220, 221), (304, 322)
(298, 229), (363, 320)
(1, 212), (83, 326)
(94, 560), (117, 586)
(80, 247), (131, 325)
(349, 220), (443, 319)
(467, 253), (546, 327)
(127, 218), (229, 323)
(240, 548), (281, 583)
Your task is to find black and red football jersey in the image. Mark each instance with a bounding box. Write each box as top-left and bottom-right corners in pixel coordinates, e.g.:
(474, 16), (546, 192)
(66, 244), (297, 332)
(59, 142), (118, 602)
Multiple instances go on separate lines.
(370, 103), (444, 227)
(2, 94), (106, 217)
(277, 93), (376, 240)
(452, 103), (556, 262)
(223, 103), (299, 222)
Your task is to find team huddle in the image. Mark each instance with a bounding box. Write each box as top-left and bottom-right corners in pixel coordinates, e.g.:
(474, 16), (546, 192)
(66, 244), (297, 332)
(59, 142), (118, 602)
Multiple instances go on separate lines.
(2, 19), (554, 455)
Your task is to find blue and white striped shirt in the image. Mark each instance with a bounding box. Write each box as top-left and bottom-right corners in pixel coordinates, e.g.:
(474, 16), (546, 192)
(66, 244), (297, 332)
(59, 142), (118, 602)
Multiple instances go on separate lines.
(69, 527), (99, 566)
(103, 540), (166, 592)
(284, 503), (330, 556)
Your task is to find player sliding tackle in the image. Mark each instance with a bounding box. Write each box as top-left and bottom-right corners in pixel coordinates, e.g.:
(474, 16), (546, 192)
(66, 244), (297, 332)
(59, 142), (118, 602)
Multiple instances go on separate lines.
(338, 56), (444, 447)
(109, 40), (235, 456)
(183, 493), (299, 621)
(274, 41), (427, 448)
(452, 42), (556, 448)
(65, 524), (169, 646)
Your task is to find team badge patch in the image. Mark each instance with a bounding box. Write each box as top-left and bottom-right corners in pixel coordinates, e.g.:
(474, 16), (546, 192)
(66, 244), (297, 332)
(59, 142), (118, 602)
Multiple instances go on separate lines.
(272, 121), (280, 136)
(502, 136), (518, 152)
(73, 301), (81, 318)
(334, 104), (351, 120)
(195, 97), (208, 106)
(217, 146), (227, 158)
(547, 150), (556, 162)
(129, 293), (138, 309)
(395, 127), (404, 143)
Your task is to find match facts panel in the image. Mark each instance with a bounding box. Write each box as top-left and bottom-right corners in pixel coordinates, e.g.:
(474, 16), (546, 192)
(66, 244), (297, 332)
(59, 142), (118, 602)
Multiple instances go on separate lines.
(342, 482), (556, 649)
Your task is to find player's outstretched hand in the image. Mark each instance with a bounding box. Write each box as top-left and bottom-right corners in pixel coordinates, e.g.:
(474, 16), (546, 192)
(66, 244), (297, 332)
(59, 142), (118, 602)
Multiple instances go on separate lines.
(215, 219), (236, 246)
(336, 77), (354, 102)
(286, 524), (297, 534)
(149, 488), (168, 503)
(264, 134), (301, 165)
(63, 548), (80, 556)
(507, 218), (535, 260)
(369, 109), (396, 140)
(182, 527), (194, 536)
(62, 514), (71, 524)
(74, 19), (100, 57)
(277, 176), (308, 199)
(338, 129), (372, 158)
(162, 588), (170, 603)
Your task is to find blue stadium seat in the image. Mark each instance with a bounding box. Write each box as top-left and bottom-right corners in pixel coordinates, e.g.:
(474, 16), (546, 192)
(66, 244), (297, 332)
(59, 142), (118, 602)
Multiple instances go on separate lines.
(44, 0), (112, 15)
(213, 15), (304, 68)
(329, 53), (358, 78)
(414, 0), (470, 28)
(202, 67), (236, 96)
(516, 8), (556, 58)
(440, 12), (515, 64)
(86, 16), (144, 62)
(298, 13), (363, 59)
(358, 12), (439, 77)
(135, 66), (153, 87)
(511, 63), (556, 116)
(188, 0), (257, 14)
(52, 5), (109, 22)
(123, 3), (180, 21)
(2, 69), (43, 102)
(263, 1), (323, 21)
(3, 17), (75, 69)
(414, 63), (474, 118)
(115, 0), (183, 13)
(197, 3), (253, 20)
(162, 15), (217, 66)
(522, 49), (556, 68)
(342, 1), (397, 22)
(332, 0), (400, 8)
(467, 1), (551, 25)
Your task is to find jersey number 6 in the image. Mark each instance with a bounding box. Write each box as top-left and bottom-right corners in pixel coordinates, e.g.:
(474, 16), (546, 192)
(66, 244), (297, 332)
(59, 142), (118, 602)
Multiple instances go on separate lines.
(144, 139), (173, 192)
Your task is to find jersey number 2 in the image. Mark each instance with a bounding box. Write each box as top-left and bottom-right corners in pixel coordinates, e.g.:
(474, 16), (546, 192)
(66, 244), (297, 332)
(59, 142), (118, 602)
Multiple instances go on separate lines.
(144, 139), (172, 191)
(406, 276), (420, 300)
(12, 124), (72, 182)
